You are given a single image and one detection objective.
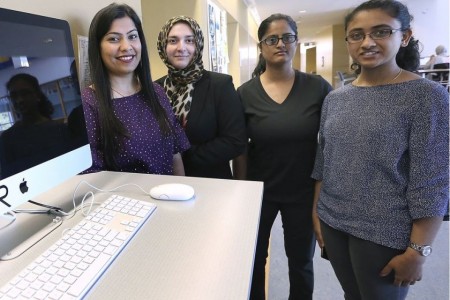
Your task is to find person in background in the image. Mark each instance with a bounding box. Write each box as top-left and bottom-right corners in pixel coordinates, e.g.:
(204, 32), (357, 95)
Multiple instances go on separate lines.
(312, 1), (449, 299)
(6, 73), (54, 127)
(236, 13), (332, 300)
(423, 44), (448, 69)
(0, 73), (70, 178)
(156, 16), (246, 179)
(82, 3), (189, 175)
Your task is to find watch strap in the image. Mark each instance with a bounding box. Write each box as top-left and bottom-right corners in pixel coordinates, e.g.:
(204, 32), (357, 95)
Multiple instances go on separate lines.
(409, 242), (432, 256)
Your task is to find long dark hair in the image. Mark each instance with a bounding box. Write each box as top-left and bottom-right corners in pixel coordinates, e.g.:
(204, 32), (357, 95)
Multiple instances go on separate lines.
(88, 3), (172, 170)
(6, 73), (54, 119)
(345, 0), (421, 74)
(252, 14), (298, 78)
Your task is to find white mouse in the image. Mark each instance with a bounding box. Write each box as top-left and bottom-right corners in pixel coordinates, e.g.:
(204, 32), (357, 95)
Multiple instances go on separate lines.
(149, 183), (195, 201)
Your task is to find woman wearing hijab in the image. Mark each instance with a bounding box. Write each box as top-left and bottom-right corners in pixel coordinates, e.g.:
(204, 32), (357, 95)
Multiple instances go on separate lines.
(156, 16), (246, 179)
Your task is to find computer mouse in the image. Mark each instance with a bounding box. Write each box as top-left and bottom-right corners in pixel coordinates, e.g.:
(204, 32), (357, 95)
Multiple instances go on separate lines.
(149, 183), (195, 201)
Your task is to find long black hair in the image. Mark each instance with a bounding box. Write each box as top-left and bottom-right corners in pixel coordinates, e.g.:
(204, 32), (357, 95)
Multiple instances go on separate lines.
(88, 3), (173, 170)
(345, 0), (421, 74)
(252, 14), (298, 78)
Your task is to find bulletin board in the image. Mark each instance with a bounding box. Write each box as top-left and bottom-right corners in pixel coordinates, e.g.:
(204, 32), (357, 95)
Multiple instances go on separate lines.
(207, 1), (229, 74)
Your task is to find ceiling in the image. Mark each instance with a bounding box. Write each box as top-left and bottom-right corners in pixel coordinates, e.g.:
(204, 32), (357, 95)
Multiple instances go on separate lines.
(248, 0), (391, 43)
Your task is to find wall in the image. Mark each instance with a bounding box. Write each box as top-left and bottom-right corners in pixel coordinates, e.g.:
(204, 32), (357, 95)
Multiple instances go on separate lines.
(313, 24), (350, 87)
(315, 26), (334, 85)
(407, 0), (449, 59)
(292, 47), (301, 71)
(332, 24), (350, 80)
(214, 0), (258, 42)
(227, 14), (258, 86)
(227, 19), (241, 84)
(305, 47), (317, 74)
(0, 0), (142, 68)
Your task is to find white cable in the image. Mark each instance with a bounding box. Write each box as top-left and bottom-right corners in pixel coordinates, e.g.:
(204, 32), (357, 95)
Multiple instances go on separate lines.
(0, 211), (16, 230)
(74, 180), (151, 196)
(67, 180), (151, 220)
(57, 180), (151, 237)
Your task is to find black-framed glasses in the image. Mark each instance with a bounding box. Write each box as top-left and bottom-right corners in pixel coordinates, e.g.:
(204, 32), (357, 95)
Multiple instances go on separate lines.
(345, 28), (402, 44)
(260, 34), (297, 46)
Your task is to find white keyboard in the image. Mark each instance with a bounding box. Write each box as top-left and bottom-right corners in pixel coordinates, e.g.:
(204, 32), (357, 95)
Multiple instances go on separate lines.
(0, 194), (156, 300)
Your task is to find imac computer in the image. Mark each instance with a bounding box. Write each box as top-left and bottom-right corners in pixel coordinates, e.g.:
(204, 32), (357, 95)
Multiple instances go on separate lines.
(0, 8), (92, 227)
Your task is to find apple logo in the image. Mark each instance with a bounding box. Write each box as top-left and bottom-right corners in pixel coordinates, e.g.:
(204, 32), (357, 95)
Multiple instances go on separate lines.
(19, 178), (29, 194)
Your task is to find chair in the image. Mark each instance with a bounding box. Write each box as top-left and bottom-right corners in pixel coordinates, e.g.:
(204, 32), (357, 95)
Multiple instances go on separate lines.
(336, 71), (356, 88)
(431, 63), (449, 84)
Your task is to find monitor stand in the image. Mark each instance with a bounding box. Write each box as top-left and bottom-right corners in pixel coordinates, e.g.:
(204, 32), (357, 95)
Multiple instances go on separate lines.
(0, 211), (63, 261)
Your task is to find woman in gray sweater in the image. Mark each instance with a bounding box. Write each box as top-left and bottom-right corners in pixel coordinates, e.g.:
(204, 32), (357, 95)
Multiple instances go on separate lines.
(312, 1), (449, 299)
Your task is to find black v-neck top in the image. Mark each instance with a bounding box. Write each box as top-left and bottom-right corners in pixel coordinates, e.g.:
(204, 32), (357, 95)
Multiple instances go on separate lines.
(238, 70), (332, 203)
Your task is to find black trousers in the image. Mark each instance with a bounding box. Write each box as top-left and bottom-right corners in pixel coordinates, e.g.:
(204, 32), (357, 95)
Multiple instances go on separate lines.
(250, 200), (316, 300)
(320, 221), (409, 300)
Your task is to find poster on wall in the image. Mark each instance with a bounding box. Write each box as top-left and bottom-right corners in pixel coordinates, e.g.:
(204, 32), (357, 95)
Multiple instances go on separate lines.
(207, 1), (228, 74)
(77, 35), (91, 91)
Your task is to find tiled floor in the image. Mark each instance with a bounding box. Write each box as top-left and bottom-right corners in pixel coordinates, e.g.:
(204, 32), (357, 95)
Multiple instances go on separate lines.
(268, 215), (449, 300)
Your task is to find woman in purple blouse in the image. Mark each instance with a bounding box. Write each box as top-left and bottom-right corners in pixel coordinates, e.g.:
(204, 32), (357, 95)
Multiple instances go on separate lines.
(82, 3), (189, 175)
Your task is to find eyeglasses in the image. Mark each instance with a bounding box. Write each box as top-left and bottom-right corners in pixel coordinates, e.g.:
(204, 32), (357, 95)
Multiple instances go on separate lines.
(260, 34), (297, 46)
(345, 28), (402, 44)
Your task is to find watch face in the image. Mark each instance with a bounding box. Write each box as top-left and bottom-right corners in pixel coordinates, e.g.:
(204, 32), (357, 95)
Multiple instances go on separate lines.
(422, 246), (432, 256)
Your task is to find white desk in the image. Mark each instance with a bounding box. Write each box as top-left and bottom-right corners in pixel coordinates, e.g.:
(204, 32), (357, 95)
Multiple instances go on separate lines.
(0, 171), (264, 299)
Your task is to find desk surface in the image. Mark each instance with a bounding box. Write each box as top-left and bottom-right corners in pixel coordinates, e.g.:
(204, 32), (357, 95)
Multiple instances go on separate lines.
(0, 171), (264, 299)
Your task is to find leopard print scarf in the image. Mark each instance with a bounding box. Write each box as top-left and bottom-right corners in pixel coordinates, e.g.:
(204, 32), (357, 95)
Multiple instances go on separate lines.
(157, 16), (204, 127)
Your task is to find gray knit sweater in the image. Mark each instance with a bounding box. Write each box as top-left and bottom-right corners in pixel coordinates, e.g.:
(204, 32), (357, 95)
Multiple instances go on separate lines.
(312, 78), (449, 249)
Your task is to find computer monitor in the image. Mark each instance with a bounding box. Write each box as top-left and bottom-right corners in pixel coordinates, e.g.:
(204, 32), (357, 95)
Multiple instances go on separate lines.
(0, 8), (92, 226)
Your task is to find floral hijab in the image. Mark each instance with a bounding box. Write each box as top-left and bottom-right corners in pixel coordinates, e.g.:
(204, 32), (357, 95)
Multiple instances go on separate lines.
(157, 16), (204, 127)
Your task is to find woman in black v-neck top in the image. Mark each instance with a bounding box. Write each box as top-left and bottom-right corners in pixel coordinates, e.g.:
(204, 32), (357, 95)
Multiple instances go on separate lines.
(237, 14), (332, 300)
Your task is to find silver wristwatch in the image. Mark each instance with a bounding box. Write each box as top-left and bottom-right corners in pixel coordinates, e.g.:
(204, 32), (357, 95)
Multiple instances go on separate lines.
(409, 242), (432, 256)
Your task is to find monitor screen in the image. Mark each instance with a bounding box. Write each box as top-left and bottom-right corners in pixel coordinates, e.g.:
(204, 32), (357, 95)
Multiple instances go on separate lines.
(0, 8), (92, 218)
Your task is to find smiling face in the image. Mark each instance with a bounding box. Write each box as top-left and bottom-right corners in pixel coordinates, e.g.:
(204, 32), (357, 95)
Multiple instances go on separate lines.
(345, 8), (411, 71)
(100, 16), (141, 77)
(165, 22), (196, 70)
(259, 19), (297, 67)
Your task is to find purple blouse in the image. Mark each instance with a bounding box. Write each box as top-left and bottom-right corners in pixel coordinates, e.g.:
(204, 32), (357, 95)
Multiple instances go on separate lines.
(81, 83), (190, 175)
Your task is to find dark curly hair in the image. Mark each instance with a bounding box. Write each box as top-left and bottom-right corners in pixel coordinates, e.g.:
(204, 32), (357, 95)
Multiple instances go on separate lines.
(345, 0), (421, 74)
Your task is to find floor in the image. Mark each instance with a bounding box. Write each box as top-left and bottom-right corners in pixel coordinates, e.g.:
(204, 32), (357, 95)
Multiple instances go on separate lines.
(268, 214), (449, 300)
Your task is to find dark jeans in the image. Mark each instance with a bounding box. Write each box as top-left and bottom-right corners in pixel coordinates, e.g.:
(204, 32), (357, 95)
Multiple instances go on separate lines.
(250, 201), (316, 300)
(320, 221), (409, 300)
